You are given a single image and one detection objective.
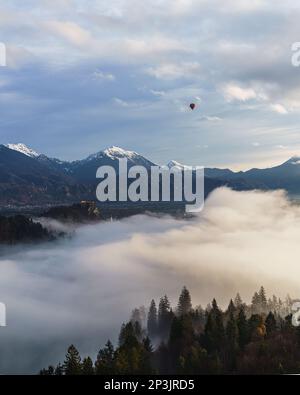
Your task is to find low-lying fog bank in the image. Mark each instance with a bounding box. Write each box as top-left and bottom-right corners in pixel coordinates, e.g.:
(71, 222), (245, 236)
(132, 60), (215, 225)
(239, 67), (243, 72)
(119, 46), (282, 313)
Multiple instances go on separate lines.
(0, 187), (299, 373)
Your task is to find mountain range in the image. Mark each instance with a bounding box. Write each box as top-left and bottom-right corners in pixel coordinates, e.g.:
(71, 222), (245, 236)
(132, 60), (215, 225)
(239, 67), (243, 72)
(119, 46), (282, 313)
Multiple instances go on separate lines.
(1, 143), (299, 206)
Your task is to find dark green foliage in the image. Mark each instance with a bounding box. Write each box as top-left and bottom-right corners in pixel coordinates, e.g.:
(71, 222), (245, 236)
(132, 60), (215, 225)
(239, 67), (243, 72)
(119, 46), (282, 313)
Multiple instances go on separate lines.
(265, 312), (277, 336)
(55, 363), (64, 376)
(237, 307), (249, 349)
(95, 341), (115, 375)
(119, 322), (141, 348)
(40, 286), (300, 375)
(225, 312), (238, 371)
(43, 201), (100, 223)
(203, 299), (225, 353)
(39, 365), (55, 375)
(0, 215), (52, 244)
(147, 300), (158, 339)
(158, 295), (173, 340)
(63, 345), (82, 375)
(82, 357), (94, 375)
(177, 286), (192, 316)
(226, 299), (236, 316)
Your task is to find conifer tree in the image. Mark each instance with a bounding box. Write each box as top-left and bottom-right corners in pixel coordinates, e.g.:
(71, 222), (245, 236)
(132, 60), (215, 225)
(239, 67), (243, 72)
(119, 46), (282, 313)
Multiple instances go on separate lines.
(39, 366), (55, 375)
(226, 312), (238, 370)
(237, 307), (248, 349)
(82, 357), (94, 375)
(147, 299), (158, 338)
(63, 345), (82, 375)
(251, 292), (260, 314)
(258, 286), (267, 312)
(204, 299), (225, 352)
(265, 312), (277, 336)
(227, 299), (236, 316)
(177, 286), (192, 316)
(158, 295), (172, 338)
(140, 337), (154, 374)
(95, 340), (115, 375)
(226, 312), (238, 346)
(55, 363), (64, 376)
(234, 293), (243, 308)
(119, 322), (140, 348)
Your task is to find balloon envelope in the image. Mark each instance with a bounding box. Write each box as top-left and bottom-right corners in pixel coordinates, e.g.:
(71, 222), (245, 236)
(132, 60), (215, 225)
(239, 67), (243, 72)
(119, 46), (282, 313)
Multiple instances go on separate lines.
(189, 103), (196, 110)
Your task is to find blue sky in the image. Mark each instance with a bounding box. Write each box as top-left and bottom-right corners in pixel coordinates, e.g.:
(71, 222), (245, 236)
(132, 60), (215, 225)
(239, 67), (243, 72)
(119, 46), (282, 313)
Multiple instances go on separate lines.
(1, 0), (300, 169)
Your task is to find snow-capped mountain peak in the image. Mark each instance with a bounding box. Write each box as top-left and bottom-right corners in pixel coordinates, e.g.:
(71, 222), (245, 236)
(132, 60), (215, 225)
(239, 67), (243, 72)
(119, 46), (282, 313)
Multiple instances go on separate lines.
(287, 155), (300, 165)
(167, 160), (193, 170)
(6, 143), (39, 158)
(86, 146), (140, 162)
(103, 146), (138, 159)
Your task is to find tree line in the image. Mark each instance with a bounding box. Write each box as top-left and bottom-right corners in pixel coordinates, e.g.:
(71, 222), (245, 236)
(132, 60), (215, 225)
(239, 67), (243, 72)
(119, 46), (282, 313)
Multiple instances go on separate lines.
(40, 286), (300, 375)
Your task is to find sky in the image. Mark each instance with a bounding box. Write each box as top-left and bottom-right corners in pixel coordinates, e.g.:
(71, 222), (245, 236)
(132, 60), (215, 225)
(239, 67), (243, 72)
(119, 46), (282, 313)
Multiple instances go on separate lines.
(1, 1), (300, 169)
(1, 187), (300, 373)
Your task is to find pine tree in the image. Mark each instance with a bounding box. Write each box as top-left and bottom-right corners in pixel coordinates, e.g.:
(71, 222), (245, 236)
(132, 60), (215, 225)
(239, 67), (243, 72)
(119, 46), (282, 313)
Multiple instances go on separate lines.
(226, 312), (238, 370)
(234, 293), (243, 308)
(227, 299), (236, 316)
(82, 357), (94, 375)
(258, 286), (267, 312)
(55, 363), (64, 376)
(226, 312), (238, 346)
(265, 312), (277, 336)
(39, 366), (55, 375)
(251, 292), (260, 314)
(140, 337), (154, 374)
(204, 299), (225, 352)
(158, 295), (172, 338)
(177, 286), (192, 316)
(147, 299), (158, 338)
(119, 322), (140, 348)
(95, 340), (115, 375)
(237, 307), (248, 349)
(63, 345), (82, 375)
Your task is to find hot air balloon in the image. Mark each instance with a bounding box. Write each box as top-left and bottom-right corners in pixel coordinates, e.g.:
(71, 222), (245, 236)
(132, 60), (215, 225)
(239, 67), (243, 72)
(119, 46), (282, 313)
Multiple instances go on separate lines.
(189, 103), (196, 110)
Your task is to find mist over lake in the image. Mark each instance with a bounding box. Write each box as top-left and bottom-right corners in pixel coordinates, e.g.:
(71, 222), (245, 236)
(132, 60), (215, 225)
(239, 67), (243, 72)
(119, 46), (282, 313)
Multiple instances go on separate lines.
(0, 187), (299, 374)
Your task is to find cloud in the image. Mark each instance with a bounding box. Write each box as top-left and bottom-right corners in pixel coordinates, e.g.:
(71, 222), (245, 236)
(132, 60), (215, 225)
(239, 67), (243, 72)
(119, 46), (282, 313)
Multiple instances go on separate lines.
(44, 21), (93, 47)
(150, 89), (165, 97)
(146, 62), (201, 80)
(113, 97), (130, 107)
(92, 69), (115, 82)
(199, 115), (222, 122)
(1, 188), (300, 373)
(270, 103), (288, 114)
(222, 83), (258, 102)
(1, 1), (300, 167)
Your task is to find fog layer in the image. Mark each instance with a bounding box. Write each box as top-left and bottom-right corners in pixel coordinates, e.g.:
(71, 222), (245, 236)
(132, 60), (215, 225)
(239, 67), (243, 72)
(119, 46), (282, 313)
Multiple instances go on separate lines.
(0, 187), (299, 373)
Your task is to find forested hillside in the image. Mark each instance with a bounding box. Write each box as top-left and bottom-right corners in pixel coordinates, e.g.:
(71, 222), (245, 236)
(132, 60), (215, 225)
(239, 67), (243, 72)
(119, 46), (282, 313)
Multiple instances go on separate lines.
(40, 286), (300, 375)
